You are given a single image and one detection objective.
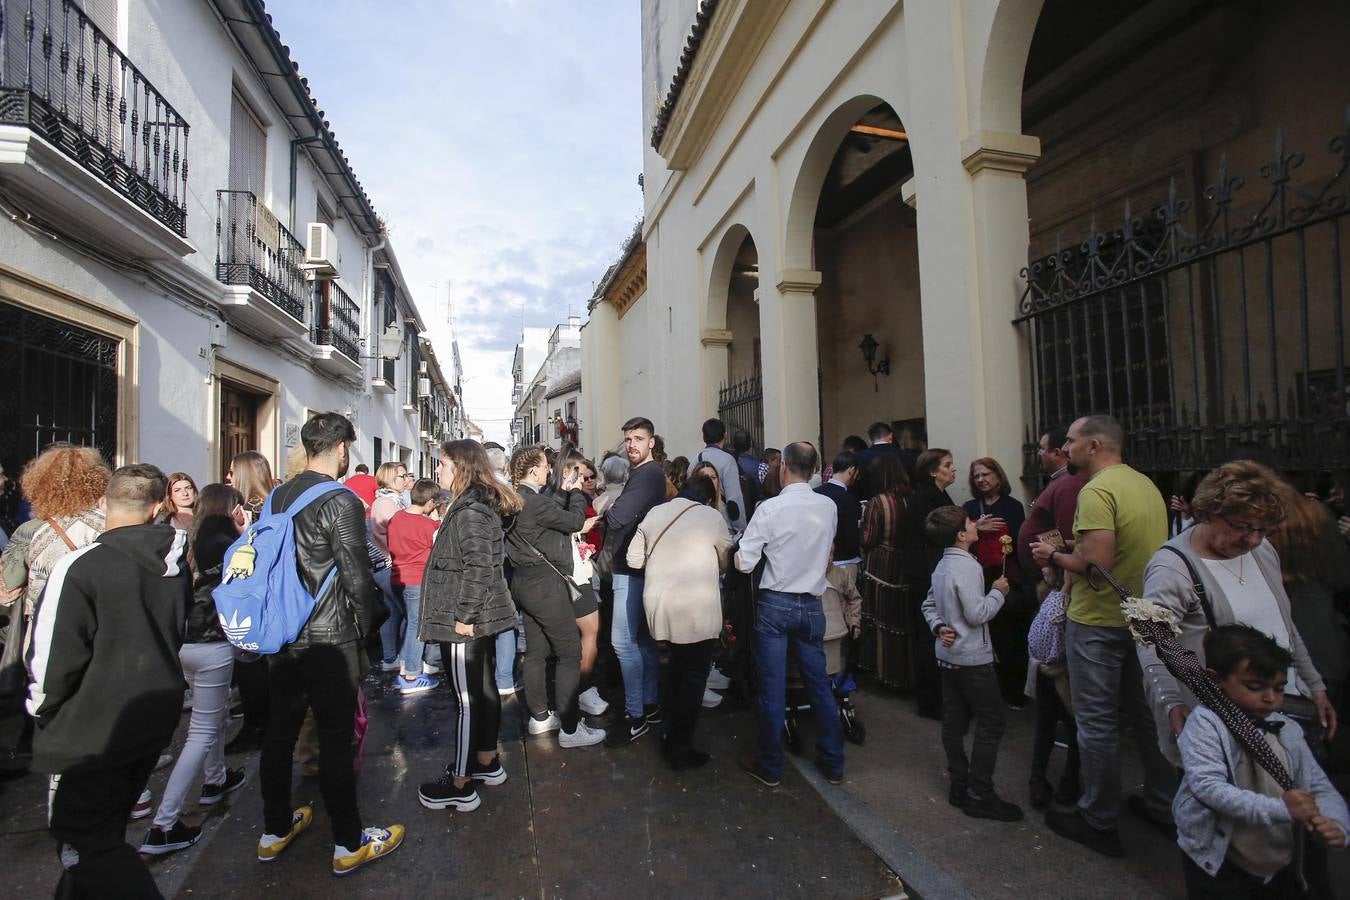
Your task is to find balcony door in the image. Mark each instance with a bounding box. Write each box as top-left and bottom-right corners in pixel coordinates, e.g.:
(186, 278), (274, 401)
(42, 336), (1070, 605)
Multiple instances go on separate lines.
(229, 92), (266, 198)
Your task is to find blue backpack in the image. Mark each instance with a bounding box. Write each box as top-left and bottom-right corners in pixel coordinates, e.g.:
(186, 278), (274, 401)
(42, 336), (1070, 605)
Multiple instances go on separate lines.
(212, 480), (347, 654)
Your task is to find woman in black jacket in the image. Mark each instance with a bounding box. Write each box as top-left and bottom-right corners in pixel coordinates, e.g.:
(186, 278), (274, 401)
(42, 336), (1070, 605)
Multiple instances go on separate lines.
(417, 441), (522, 814)
(902, 447), (958, 719)
(140, 483), (248, 855)
(505, 447), (605, 749)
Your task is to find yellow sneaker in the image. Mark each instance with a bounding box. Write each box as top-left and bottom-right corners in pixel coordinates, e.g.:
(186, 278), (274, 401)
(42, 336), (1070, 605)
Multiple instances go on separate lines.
(256, 806), (313, 862)
(332, 824), (405, 876)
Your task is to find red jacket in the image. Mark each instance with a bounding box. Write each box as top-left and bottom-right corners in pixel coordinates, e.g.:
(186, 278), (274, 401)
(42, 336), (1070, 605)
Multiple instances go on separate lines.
(387, 509), (438, 587)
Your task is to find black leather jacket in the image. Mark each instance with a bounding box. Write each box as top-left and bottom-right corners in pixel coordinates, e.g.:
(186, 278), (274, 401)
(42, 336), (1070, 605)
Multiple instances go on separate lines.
(421, 485), (515, 643)
(269, 471), (377, 648)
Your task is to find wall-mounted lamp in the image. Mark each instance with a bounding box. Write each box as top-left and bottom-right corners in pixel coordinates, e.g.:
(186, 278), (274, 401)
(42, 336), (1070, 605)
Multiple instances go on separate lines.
(859, 333), (890, 392)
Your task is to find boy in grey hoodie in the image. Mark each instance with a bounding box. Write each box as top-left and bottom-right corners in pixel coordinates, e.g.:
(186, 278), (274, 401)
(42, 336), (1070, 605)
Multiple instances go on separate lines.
(921, 506), (1020, 821)
(1175, 624), (1347, 898)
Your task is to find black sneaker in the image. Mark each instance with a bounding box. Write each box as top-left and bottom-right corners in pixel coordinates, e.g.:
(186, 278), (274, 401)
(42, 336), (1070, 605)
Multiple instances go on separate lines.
(1045, 808), (1124, 857)
(643, 704), (664, 725)
(417, 771), (481, 812)
(140, 820), (202, 856)
(668, 748), (711, 771)
(469, 756), (508, 786)
(199, 768), (247, 806)
(948, 779), (968, 808)
(814, 760), (844, 785)
(963, 790), (1024, 822)
(604, 715), (650, 746)
(738, 754), (781, 788)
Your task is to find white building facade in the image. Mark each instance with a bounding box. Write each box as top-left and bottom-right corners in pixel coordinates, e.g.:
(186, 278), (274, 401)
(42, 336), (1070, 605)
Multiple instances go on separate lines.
(511, 318), (582, 451)
(584, 0), (1350, 496)
(0, 0), (461, 529)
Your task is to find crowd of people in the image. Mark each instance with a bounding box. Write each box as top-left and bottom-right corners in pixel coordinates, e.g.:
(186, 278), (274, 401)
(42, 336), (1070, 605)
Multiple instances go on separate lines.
(0, 408), (1348, 897)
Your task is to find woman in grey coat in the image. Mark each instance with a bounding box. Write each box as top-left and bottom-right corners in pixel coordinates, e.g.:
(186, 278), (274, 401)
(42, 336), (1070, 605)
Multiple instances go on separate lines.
(1138, 460), (1335, 767)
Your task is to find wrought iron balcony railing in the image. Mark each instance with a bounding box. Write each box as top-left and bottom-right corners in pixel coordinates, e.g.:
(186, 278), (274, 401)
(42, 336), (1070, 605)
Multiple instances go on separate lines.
(0, 0), (189, 234)
(215, 190), (306, 322)
(311, 280), (360, 363)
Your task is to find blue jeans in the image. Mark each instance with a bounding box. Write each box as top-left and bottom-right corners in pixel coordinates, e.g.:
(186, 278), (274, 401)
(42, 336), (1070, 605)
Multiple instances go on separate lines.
(397, 584), (425, 676)
(753, 590), (844, 778)
(494, 624), (517, 690)
(374, 567), (405, 663)
(611, 573), (659, 718)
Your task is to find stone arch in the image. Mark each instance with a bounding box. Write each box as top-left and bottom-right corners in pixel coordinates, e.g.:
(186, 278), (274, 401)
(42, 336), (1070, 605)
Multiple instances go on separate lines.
(704, 221), (754, 331)
(974, 0), (1044, 134)
(782, 93), (905, 273)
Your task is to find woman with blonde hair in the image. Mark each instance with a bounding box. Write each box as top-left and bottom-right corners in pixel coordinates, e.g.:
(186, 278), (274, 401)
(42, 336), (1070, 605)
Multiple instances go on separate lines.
(371, 461), (412, 671)
(226, 451), (273, 524)
(222, 450), (274, 754)
(162, 472), (198, 531)
(1140, 460), (1335, 764)
(417, 440), (522, 813)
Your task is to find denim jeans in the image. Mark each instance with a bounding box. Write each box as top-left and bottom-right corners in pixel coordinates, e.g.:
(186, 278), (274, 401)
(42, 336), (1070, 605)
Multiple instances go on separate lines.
(1066, 620), (1177, 830)
(397, 584), (425, 676)
(153, 641), (234, 829)
(753, 590), (844, 778)
(374, 567), (405, 663)
(611, 573), (659, 718)
(494, 626), (517, 690)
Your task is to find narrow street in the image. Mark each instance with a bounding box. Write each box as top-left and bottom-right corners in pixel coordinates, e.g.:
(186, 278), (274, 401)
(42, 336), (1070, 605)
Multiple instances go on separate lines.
(5, 666), (1263, 900)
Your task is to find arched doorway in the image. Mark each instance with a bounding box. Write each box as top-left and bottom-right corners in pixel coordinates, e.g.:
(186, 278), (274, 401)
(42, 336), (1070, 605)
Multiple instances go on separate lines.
(807, 101), (926, 456)
(714, 231), (763, 449)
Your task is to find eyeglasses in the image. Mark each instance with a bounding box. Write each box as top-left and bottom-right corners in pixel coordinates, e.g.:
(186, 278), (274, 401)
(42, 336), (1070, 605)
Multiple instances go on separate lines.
(582, 474), (597, 482)
(1221, 516), (1273, 538)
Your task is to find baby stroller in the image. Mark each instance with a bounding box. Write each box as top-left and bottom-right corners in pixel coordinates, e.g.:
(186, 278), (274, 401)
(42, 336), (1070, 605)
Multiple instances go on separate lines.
(783, 570), (866, 751)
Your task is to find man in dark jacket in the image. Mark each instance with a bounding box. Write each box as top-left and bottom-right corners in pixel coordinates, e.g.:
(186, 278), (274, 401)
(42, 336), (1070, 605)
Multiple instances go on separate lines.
(603, 416), (668, 745)
(26, 464), (187, 899)
(256, 412), (404, 876)
(855, 422), (919, 497)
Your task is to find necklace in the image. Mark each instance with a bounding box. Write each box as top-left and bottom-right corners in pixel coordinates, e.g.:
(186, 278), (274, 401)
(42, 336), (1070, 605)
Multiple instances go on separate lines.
(1215, 554), (1246, 586)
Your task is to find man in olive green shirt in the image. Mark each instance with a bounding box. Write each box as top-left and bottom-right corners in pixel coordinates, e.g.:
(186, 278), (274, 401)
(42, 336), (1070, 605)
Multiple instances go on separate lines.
(1031, 415), (1176, 856)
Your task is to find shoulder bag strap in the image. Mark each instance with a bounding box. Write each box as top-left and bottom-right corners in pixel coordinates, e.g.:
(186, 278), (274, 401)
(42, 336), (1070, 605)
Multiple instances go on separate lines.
(507, 519), (579, 590)
(644, 503), (699, 562)
(45, 518), (78, 552)
(1159, 544), (1218, 631)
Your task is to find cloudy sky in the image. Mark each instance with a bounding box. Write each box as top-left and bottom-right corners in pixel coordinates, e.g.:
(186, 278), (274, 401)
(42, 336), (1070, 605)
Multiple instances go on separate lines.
(269, 1), (643, 443)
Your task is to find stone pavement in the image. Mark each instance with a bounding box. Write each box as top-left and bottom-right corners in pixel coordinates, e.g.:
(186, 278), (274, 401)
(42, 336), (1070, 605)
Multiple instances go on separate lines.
(5, 669), (1348, 899)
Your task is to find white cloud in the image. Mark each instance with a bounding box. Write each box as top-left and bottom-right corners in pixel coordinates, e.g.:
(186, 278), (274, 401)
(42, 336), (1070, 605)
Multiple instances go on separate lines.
(268, 1), (643, 444)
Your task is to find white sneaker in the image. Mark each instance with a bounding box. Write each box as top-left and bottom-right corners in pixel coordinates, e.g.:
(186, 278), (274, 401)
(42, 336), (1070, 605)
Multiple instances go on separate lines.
(702, 688), (724, 709)
(706, 668), (731, 691)
(423, 662), (441, 675)
(527, 712), (561, 735)
(558, 720), (607, 748)
(577, 687), (609, 716)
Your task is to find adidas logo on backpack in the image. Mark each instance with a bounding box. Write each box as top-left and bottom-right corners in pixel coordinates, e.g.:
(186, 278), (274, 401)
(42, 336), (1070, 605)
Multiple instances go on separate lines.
(212, 480), (346, 655)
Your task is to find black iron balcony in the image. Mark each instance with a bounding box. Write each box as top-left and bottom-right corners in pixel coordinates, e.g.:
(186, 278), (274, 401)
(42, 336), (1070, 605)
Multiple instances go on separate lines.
(311, 280), (360, 363)
(0, 0), (189, 234)
(215, 190), (306, 322)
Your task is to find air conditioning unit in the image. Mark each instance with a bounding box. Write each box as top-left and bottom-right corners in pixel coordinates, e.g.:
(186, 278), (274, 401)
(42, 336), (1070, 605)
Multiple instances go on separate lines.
(304, 222), (338, 276)
(418, 377), (432, 398)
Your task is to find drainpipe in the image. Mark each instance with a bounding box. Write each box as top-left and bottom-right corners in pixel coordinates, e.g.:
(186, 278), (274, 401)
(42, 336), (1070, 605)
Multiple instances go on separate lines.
(288, 136), (324, 236)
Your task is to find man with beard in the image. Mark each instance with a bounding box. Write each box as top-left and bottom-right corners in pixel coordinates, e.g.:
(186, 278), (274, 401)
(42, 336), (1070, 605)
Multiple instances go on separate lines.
(1015, 425), (1089, 577)
(254, 412), (404, 876)
(603, 416), (668, 745)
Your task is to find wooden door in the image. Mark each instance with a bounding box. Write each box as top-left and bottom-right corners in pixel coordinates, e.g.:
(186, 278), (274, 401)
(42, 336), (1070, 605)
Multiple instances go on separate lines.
(220, 385), (259, 482)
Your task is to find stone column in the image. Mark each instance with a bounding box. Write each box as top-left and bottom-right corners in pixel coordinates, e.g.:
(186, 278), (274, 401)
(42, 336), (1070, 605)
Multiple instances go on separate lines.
(700, 328), (733, 421)
(759, 269), (822, 450)
(580, 299), (621, 457)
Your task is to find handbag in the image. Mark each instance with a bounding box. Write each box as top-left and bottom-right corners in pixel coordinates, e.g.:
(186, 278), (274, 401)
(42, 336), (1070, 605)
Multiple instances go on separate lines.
(513, 527), (583, 604)
(1027, 588), (1069, 665)
(569, 533), (594, 585)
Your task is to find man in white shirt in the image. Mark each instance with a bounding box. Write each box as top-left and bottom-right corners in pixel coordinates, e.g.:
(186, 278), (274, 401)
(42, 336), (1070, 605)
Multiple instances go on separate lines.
(735, 442), (844, 787)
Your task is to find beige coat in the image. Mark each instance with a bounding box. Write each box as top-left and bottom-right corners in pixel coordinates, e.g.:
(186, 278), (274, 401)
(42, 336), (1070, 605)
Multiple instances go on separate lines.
(627, 499), (732, 643)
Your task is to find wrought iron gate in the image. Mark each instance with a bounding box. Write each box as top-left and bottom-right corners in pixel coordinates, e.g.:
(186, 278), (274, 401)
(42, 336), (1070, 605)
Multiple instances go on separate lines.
(0, 301), (120, 531)
(718, 372), (763, 453)
(1015, 116), (1349, 483)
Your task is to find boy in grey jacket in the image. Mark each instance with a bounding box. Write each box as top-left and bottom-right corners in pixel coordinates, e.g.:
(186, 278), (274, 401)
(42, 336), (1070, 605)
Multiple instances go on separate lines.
(1175, 624), (1347, 898)
(920, 506), (1019, 821)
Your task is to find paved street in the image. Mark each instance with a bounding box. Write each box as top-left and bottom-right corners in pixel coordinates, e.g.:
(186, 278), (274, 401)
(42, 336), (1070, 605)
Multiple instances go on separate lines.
(5, 668), (1347, 899)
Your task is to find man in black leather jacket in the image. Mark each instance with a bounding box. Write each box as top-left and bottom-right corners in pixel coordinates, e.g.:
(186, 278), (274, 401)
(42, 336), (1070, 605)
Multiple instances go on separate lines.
(255, 412), (404, 875)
